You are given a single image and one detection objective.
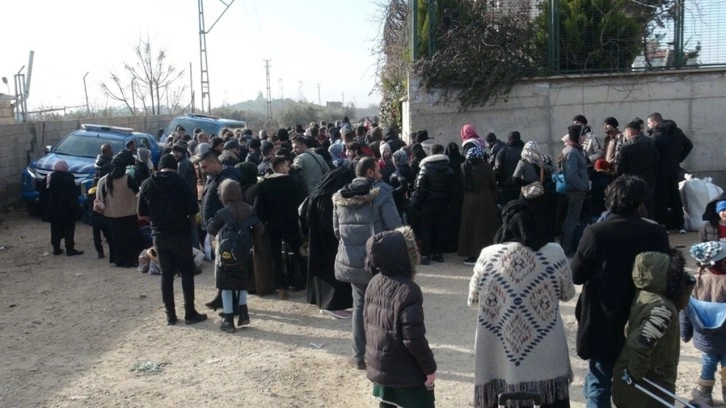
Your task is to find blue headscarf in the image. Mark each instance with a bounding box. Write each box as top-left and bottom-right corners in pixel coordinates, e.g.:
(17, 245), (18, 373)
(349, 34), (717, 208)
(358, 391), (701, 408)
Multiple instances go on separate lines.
(328, 143), (347, 167)
(465, 145), (485, 161)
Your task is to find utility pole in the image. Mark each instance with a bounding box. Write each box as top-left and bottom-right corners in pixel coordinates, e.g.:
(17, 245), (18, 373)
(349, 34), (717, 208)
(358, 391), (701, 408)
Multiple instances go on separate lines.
(264, 59), (272, 124)
(277, 79), (283, 100)
(298, 81), (305, 102)
(317, 83), (321, 106)
(83, 72), (90, 115)
(198, 0), (236, 114)
(189, 62), (195, 113)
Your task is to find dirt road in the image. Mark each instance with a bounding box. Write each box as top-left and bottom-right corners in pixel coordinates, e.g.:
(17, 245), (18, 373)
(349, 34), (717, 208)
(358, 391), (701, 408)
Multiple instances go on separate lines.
(0, 210), (709, 407)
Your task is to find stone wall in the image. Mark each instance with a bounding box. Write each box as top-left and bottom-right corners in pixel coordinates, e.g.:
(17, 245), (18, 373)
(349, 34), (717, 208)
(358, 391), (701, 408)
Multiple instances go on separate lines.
(402, 68), (726, 188)
(0, 96), (14, 125)
(0, 115), (174, 208)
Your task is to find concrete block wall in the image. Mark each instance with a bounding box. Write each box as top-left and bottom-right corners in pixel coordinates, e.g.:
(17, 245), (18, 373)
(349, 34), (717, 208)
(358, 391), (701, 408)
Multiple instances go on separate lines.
(0, 114), (174, 208)
(403, 68), (726, 188)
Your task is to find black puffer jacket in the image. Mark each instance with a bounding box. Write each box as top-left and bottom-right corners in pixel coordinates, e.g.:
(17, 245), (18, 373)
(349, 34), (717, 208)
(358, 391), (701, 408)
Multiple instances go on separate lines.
(411, 154), (455, 206)
(93, 155), (113, 186)
(364, 226), (436, 387)
(616, 134), (659, 186)
(494, 141), (524, 188)
(651, 120), (693, 176)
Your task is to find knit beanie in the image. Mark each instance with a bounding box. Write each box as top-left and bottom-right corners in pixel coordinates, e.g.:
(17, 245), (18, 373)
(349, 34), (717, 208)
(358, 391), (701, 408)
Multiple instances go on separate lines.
(573, 115), (588, 125)
(690, 242), (726, 265)
(717, 200), (726, 213)
(485, 132), (497, 143)
(158, 154), (178, 170)
(235, 161), (259, 185)
(603, 117), (619, 128)
(507, 131), (521, 143)
(172, 143), (187, 154)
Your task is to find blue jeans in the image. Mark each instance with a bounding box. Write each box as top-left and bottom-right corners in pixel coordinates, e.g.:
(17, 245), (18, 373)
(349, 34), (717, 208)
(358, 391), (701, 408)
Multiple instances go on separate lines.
(221, 290), (248, 314)
(584, 358), (615, 408)
(352, 283), (367, 362)
(701, 353), (726, 381)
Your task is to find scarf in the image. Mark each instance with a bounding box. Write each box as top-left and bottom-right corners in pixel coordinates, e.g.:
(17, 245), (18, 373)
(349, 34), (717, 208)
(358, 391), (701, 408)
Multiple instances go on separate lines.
(520, 141), (543, 166)
(460, 124), (479, 141)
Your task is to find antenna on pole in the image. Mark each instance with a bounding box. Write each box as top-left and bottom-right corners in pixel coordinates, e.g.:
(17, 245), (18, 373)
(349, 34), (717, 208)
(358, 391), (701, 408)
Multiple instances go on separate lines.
(197, 0), (236, 114)
(264, 59), (272, 125)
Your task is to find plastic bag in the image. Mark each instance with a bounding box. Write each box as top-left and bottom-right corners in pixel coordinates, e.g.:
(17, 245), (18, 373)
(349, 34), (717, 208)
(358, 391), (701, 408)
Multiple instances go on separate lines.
(679, 174), (724, 231)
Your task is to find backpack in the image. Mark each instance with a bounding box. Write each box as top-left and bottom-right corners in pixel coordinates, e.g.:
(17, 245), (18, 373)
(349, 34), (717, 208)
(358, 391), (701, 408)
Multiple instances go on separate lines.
(215, 209), (258, 274)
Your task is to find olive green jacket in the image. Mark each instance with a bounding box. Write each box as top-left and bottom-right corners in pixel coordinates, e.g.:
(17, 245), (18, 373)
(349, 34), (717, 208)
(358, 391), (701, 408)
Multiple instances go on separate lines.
(612, 252), (694, 408)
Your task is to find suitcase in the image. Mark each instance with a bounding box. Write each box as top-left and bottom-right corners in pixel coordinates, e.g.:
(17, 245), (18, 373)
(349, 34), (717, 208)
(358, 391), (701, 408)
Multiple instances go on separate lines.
(622, 370), (707, 408)
(497, 391), (542, 408)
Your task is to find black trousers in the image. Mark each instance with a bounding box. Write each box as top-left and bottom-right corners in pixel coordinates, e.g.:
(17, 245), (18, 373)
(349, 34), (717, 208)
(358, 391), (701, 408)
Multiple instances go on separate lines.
(154, 234), (196, 317)
(50, 220), (75, 250)
(655, 174), (684, 229)
(269, 230), (302, 290)
(91, 214), (113, 259)
(109, 215), (140, 267)
(420, 201), (448, 257)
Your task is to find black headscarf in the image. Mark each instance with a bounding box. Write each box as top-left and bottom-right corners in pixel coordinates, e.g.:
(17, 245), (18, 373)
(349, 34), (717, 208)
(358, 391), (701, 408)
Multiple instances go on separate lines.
(106, 155), (129, 196)
(493, 200), (548, 251)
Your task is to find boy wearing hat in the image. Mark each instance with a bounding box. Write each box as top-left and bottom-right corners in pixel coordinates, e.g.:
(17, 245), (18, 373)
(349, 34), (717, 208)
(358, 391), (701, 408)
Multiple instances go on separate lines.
(602, 117), (623, 166)
(700, 196), (726, 242)
(682, 241), (726, 405)
(571, 115), (603, 163)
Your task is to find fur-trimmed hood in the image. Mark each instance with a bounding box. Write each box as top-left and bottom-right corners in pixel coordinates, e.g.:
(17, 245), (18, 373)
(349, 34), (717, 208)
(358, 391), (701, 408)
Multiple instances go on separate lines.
(633, 250), (695, 309)
(333, 177), (381, 207)
(419, 153), (449, 166)
(365, 225), (420, 278)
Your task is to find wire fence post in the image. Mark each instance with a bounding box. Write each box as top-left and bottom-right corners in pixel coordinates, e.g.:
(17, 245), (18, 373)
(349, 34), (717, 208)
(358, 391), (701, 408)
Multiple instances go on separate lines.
(411, 0), (419, 61)
(547, 0), (560, 72)
(673, 0), (685, 68)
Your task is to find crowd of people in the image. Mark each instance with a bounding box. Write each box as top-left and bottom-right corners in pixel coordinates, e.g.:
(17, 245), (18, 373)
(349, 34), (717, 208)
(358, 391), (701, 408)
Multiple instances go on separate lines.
(40, 110), (726, 408)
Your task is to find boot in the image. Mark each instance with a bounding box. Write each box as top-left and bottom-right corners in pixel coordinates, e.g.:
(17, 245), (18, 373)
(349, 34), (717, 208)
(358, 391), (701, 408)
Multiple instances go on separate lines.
(220, 313), (235, 333)
(204, 291), (223, 311)
(691, 378), (714, 405)
(66, 248), (84, 256)
(166, 309), (178, 326)
(97, 248), (105, 259)
(53, 246), (63, 255)
(238, 304), (250, 327)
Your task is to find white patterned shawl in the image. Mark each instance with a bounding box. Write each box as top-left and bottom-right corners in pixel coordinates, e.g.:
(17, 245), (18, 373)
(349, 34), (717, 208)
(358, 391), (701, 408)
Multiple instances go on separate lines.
(467, 242), (576, 408)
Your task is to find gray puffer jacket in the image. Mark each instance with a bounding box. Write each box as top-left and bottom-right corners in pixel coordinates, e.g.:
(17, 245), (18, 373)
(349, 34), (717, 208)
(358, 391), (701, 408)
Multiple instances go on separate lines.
(333, 177), (402, 285)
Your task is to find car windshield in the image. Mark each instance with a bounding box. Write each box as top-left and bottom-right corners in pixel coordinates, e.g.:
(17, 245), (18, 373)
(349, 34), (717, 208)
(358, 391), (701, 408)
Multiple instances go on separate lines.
(54, 134), (126, 158)
(166, 119), (217, 138)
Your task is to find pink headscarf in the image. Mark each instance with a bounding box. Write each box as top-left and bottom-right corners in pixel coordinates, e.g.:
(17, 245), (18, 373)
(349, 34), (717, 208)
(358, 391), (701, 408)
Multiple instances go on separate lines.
(53, 160), (69, 172)
(460, 124), (479, 141)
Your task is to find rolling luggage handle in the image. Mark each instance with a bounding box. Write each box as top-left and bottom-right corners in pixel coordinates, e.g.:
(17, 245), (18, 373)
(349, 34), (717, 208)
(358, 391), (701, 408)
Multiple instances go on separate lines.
(497, 391), (542, 408)
(622, 369), (701, 408)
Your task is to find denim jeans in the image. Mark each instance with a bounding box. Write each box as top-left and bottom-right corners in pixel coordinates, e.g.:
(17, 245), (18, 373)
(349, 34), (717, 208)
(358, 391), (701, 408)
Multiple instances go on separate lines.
(701, 353), (726, 381)
(584, 358), (615, 408)
(221, 290), (248, 314)
(561, 191), (586, 254)
(351, 283), (367, 362)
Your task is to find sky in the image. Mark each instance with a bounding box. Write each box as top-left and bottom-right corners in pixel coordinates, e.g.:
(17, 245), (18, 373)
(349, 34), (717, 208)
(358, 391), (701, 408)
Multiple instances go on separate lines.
(1, 0), (385, 112)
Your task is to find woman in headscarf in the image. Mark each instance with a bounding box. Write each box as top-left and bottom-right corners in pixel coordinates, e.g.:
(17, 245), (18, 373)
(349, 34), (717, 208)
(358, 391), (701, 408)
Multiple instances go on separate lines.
(410, 143), (427, 177)
(460, 124), (486, 155)
(390, 149), (415, 220)
(135, 147), (153, 186)
(468, 200), (574, 408)
(444, 142), (465, 253)
(328, 143), (348, 168)
(458, 145), (499, 265)
(513, 141), (555, 242)
(97, 155), (141, 267)
(46, 160), (83, 256)
(378, 142), (395, 185)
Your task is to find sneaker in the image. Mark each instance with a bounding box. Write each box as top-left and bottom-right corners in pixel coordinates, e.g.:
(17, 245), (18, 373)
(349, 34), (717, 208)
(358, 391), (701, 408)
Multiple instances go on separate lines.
(348, 358), (366, 370)
(184, 312), (208, 325)
(463, 257), (477, 266)
(420, 256), (430, 266)
(678, 229), (687, 234)
(432, 254), (444, 263)
(323, 309), (352, 319)
(220, 315), (236, 333)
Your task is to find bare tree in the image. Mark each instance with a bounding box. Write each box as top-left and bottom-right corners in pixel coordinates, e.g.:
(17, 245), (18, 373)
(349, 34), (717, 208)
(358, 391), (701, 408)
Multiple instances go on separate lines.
(101, 35), (187, 115)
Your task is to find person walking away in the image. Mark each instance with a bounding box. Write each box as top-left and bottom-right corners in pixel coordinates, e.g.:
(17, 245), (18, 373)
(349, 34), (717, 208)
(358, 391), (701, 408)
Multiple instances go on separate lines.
(571, 175), (670, 407)
(458, 146), (499, 266)
(648, 112), (693, 233)
(254, 157), (305, 299)
(333, 157), (402, 370)
(494, 131), (525, 207)
(137, 154), (207, 325)
(46, 160), (83, 256)
(410, 144), (455, 265)
(206, 179), (262, 332)
(559, 125), (590, 256)
(468, 200), (575, 408)
(682, 241), (726, 405)
(365, 227), (437, 408)
(91, 144), (114, 259)
(700, 196), (726, 242)
(97, 155), (141, 267)
(611, 250), (694, 408)
(616, 121), (658, 219)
